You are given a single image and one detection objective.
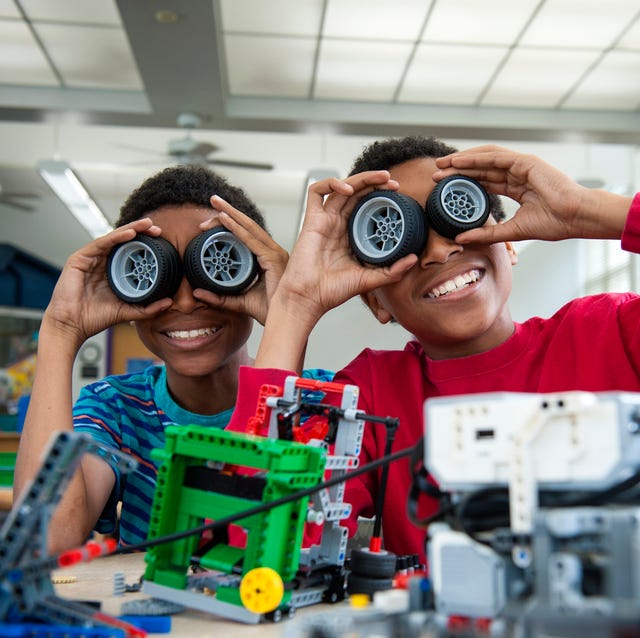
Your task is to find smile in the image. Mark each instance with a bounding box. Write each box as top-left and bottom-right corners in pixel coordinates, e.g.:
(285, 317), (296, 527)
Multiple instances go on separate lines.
(165, 327), (219, 340)
(427, 269), (481, 299)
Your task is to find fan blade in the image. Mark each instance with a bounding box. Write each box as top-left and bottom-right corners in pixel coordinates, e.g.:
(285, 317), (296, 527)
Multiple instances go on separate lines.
(0, 198), (35, 212)
(0, 191), (39, 199)
(189, 142), (219, 157)
(207, 158), (274, 171)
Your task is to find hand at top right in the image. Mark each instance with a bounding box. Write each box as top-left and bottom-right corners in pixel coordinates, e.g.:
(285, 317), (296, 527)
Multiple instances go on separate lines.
(433, 145), (632, 245)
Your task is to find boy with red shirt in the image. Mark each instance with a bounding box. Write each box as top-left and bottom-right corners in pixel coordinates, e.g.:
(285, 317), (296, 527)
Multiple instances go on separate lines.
(228, 138), (640, 564)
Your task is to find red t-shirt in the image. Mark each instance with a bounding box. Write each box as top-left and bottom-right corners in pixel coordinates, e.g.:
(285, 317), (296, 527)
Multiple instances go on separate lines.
(228, 194), (640, 564)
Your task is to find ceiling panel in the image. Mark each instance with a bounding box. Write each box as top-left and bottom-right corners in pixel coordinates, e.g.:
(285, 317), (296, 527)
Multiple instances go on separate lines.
(315, 40), (413, 101)
(21, 0), (121, 24)
(483, 48), (601, 108)
(0, 0), (18, 18)
(422, 0), (539, 45)
(220, 0), (324, 36)
(323, 0), (430, 40)
(400, 44), (507, 105)
(225, 34), (316, 97)
(0, 20), (56, 85)
(520, 0), (640, 47)
(563, 50), (640, 110)
(35, 23), (143, 90)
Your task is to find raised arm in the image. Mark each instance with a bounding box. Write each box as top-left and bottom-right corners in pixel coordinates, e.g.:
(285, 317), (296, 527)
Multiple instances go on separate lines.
(433, 145), (633, 244)
(250, 170), (418, 371)
(14, 218), (172, 552)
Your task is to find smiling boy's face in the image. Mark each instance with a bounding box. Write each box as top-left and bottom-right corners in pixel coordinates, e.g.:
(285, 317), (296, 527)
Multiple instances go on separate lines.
(361, 157), (518, 360)
(132, 204), (253, 389)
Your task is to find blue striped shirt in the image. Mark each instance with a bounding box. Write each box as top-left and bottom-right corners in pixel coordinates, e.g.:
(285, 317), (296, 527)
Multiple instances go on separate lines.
(73, 365), (334, 547)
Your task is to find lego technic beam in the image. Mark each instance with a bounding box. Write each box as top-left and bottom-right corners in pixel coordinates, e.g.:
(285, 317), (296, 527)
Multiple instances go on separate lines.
(0, 430), (143, 636)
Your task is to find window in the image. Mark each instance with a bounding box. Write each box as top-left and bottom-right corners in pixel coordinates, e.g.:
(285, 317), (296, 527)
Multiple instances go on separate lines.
(584, 239), (636, 295)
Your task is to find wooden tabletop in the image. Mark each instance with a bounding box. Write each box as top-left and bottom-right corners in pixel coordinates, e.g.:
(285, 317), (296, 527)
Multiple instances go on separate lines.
(50, 552), (358, 637)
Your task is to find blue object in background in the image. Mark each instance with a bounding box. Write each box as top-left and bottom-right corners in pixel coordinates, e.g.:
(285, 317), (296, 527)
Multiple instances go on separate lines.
(0, 243), (61, 310)
(16, 394), (30, 433)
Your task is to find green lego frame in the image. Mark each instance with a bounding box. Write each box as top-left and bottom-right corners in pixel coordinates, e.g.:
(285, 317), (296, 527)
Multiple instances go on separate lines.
(144, 425), (327, 610)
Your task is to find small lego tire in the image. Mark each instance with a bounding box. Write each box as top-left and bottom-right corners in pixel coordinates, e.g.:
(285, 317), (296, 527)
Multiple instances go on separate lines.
(348, 191), (426, 266)
(184, 226), (258, 295)
(107, 235), (182, 304)
(427, 175), (490, 239)
(349, 547), (397, 579)
(239, 566), (284, 614)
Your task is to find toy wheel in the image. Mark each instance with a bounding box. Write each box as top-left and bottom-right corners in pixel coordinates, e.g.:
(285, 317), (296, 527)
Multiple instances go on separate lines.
(239, 566), (284, 614)
(348, 191), (426, 266)
(184, 226), (258, 295)
(107, 235), (182, 304)
(349, 548), (397, 579)
(427, 175), (490, 239)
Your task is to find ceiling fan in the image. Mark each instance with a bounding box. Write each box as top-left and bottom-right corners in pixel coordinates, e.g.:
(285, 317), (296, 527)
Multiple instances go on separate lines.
(0, 183), (38, 212)
(123, 113), (274, 171)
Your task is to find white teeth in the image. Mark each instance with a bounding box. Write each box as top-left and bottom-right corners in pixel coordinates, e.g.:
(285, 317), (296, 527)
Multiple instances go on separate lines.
(166, 327), (218, 339)
(428, 270), (480, 298)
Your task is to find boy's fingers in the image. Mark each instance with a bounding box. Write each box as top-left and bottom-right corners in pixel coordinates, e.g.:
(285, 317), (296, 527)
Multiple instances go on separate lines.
(93, 218), (161, 254)
(455, 223), (520, 245)
(215, 211), (284, 253)
(358, 254), (418, 291)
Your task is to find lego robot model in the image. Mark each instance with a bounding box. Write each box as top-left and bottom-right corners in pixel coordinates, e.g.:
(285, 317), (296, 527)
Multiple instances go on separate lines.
(142, 376), (369, 623)
(423, 390), (640, 636)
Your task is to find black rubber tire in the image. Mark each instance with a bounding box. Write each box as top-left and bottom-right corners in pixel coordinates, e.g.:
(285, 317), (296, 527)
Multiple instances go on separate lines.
(349, 548), (397, 579)
(427, 175), (490, 239)
(346, 573), (394, 596)
(348, 191), (426, 266)
(184, 226), (258, 295)
(107, 235), (182, 304)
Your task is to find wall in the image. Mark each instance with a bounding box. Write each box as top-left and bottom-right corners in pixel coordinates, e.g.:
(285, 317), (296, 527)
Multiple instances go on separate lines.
(510, 239), (584, 323)
(72, 331), (109, 403)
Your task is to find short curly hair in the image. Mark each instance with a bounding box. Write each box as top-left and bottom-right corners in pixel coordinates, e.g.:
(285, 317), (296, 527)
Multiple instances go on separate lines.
(116, 164), (267, 229)
(349, 135), (505, 222)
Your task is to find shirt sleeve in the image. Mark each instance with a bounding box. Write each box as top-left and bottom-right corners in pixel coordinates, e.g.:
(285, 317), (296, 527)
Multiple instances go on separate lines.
(621, 193), (640, 253)
(73, 382), (122, 534)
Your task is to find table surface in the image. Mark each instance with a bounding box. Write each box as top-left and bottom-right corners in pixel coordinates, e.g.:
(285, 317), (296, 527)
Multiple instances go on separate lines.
(50, 552), (351, 637)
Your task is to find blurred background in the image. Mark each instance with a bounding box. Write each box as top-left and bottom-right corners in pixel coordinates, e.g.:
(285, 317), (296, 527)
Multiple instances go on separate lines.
(0, 0), (639, 419)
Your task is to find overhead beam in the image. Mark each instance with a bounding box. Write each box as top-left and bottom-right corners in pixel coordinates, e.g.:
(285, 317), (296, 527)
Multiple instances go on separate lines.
(116, 0), (225, 122)
(225, 96), (640, 144)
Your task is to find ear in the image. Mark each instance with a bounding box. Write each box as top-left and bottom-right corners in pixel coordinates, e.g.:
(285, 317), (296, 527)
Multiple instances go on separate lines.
(505, 241), (518, 265)
(361, 291), (394, 324)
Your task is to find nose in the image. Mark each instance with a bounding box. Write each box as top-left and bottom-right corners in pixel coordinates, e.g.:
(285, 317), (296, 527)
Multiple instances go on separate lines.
(169, 276), (206, 312)
(418, 229), (463, 268)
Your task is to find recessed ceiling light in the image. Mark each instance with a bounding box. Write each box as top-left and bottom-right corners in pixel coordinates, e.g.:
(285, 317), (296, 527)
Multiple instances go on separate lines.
(155, 10), (179, 24)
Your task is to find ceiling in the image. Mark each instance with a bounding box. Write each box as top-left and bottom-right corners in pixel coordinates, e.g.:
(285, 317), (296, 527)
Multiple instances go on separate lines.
(1, 0), (640, 269)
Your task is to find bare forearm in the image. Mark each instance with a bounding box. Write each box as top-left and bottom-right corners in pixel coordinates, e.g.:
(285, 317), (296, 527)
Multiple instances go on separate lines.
(578, 188), (633, 239)
(13, 321), (94, 551)
(254, 290), (321, 371)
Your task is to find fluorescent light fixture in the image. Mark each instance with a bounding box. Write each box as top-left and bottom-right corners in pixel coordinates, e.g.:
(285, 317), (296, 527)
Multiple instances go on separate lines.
(38, 159), (113, 239)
